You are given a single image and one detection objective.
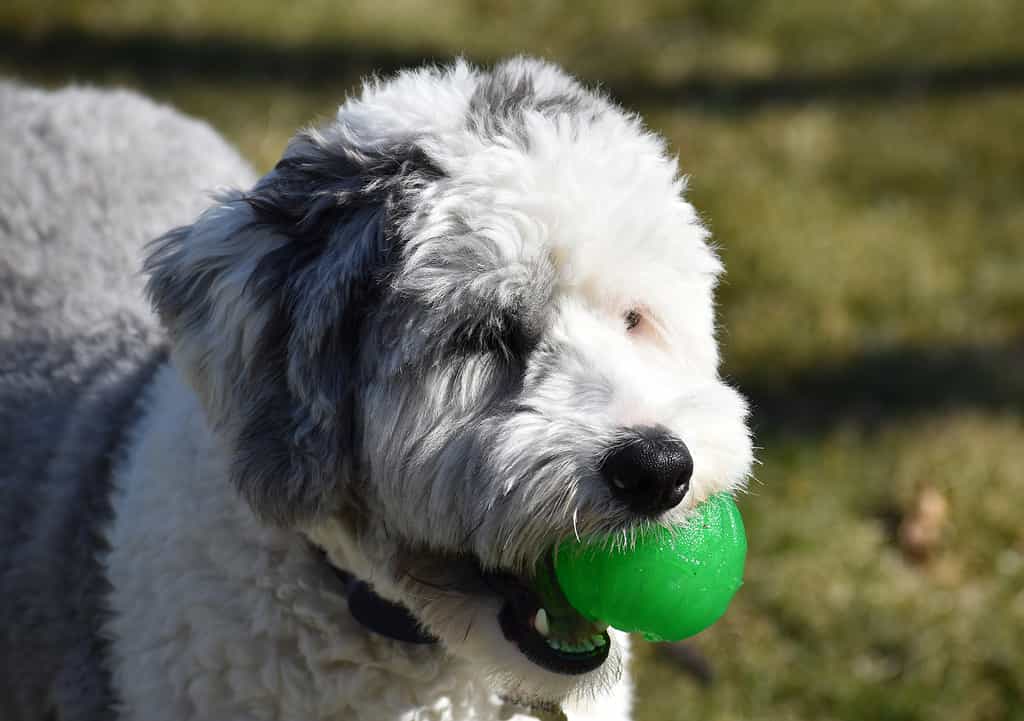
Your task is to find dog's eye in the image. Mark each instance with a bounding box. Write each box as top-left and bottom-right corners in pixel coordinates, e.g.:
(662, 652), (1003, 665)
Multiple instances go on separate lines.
(624, 309), (642, 332)
(454, 314), (537, 361)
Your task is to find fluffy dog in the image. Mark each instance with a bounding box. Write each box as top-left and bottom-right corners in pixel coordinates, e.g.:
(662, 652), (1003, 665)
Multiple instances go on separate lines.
(0, 59), (752, 721)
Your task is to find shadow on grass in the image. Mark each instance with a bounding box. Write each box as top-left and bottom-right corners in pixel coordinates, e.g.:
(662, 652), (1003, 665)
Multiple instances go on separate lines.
(619, 59), (1024, 110)
(0, 26), (437, 92)
(3, 25), (1024, 111)
(740, 336), (1024, 436)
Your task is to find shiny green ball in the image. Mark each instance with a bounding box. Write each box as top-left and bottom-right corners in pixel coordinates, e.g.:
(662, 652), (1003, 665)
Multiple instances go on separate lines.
(553, 493), (747, 642)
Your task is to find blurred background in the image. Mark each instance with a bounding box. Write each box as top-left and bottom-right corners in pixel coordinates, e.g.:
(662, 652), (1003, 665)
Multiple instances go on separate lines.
(3, 2), (1023, 719)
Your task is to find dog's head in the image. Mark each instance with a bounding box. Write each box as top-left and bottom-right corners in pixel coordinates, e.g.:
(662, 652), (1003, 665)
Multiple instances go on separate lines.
(146, 58), (752, 704)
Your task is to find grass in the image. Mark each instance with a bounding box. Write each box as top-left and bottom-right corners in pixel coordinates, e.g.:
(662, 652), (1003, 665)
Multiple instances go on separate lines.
(3, 3), (1023, 719)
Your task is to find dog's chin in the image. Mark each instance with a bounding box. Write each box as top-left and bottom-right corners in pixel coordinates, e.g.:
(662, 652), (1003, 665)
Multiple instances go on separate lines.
(415, 590), (625, 704)
(398, 554), (623, 704)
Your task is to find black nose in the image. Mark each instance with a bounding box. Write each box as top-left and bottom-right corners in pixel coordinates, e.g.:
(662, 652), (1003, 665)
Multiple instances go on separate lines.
(600, 427), (693, 516)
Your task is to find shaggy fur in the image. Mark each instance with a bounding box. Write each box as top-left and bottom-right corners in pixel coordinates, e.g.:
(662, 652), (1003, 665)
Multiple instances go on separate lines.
(0, 58), (752, 721)
(0, 81), (255, 721)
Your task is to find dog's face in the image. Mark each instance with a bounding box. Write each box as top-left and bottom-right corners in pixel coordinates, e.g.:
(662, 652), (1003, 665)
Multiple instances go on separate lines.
(147, 59), (752, 703)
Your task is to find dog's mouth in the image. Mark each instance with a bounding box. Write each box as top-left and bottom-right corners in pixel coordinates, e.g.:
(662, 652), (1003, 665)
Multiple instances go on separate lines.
(485, 554), (611, 675)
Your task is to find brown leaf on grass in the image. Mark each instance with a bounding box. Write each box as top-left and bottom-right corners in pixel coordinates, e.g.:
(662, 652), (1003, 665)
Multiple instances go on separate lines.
(899, 486), (949, 562)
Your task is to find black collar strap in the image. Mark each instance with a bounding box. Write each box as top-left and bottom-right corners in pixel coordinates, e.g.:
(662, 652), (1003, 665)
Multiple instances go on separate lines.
(346, 575), (439, 645)
(313, 545), (438, 645)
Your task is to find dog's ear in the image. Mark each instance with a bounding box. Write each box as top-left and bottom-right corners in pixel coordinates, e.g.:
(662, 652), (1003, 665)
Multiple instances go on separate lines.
(145, 130), (440, 526)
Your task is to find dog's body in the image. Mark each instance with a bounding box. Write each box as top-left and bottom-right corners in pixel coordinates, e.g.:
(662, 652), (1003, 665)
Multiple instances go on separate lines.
(0, 60), (751, 721)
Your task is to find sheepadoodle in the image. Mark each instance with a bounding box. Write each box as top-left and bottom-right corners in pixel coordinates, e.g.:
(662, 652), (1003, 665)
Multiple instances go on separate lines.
(0, 58), (752, 721)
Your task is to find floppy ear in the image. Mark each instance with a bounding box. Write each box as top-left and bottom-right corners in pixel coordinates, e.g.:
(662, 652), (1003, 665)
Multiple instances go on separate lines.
(145, 129), (440, 525)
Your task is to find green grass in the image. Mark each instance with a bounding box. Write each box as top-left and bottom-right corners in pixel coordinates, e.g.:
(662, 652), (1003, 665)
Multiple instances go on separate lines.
(7, 0), (1024, 80)
(3, 3), (1023, 719)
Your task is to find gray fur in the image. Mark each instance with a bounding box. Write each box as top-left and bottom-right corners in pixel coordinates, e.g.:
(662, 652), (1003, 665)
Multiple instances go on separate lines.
(0, 330), (166, 720)
(0, 81), (254, 720)
(145, 129), (445, 526)
(466, 61), (600, 144)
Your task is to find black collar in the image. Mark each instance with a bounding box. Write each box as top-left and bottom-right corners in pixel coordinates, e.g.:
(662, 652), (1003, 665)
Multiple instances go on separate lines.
(313, 545), (438, 645)
(311, 545), (568, 720)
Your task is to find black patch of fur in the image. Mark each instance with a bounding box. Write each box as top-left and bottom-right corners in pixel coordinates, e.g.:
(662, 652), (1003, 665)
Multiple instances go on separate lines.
(466, 62), (595, 144)
(448, 302), (544, 373)
(238, 137), (442, 525)
(148, 129), (444, 527)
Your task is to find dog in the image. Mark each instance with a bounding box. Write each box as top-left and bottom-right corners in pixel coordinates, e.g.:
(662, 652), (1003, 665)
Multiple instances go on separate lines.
(0, 58), (753, 721)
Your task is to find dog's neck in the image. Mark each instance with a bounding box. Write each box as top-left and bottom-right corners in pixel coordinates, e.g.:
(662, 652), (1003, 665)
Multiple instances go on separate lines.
(127, 363), (574, 721)
(308, 543), (438, 645)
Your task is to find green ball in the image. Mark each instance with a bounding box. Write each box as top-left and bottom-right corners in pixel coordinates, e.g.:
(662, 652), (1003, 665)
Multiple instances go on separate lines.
(553, 493), (747, 642)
